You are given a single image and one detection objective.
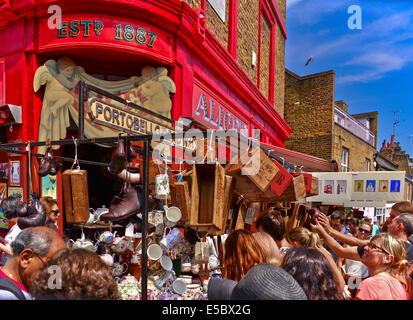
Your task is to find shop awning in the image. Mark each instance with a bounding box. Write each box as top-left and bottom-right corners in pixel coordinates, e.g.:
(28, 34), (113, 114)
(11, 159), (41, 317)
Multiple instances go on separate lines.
(0, 104), (22, 126)
(259, 142), (332, 172)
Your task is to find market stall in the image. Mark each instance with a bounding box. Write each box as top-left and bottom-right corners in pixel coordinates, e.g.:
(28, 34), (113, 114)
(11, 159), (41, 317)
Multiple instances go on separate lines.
(0, 82), (323, 300)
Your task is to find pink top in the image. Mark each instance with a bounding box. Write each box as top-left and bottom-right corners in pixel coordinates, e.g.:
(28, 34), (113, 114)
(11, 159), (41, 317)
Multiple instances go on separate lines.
(0, 268), (28, 293)
(356, 273), (408, 300)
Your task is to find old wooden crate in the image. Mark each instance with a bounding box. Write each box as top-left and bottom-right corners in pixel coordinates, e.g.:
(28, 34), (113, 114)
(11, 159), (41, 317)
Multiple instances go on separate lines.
(189, 163), (225, 229)
(234, 147), (280, 192)
(209, 175), (235, 236)
(62, 169), (90, 224)
(174, 181), (191, 222)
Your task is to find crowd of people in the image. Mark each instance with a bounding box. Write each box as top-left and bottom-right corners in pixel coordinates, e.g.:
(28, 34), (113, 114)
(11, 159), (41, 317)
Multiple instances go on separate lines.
(0, 194), (413, 300)
(208, 201), (413, 300)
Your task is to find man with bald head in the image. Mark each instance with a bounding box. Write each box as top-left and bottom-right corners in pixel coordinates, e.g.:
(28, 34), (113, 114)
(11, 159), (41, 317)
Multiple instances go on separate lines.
(0, 226), (65, 299)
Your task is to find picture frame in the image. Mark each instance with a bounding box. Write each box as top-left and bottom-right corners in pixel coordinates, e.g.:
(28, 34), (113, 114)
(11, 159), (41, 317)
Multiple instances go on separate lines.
(9, 160), (20, 186)
(8, 186), (24, 200)
(0, 183), (7, 206)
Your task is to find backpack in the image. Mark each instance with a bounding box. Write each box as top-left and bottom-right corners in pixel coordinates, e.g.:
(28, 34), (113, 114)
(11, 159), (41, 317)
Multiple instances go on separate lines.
(0, 277), (26, 300)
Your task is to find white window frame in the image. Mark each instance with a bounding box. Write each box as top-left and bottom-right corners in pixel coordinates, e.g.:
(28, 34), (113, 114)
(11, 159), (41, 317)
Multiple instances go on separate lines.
(341, 147), (349, 172)
(365, 158), (371, 171)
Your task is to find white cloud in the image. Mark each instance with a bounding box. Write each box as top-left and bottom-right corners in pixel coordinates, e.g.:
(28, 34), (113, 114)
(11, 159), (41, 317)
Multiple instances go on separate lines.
(287, 5), (413, 84)
(287, 0), (303, 8)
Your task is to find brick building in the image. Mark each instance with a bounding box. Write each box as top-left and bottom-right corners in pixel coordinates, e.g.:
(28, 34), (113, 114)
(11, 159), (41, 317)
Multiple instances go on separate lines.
(284, 69), (378, 172)
(183, 0), (287, 118)
(377, 136), (413, 202)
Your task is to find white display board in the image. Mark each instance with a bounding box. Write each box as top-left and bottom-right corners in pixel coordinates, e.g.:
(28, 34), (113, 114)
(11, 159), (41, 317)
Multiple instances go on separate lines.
(306, 171), (405, 206)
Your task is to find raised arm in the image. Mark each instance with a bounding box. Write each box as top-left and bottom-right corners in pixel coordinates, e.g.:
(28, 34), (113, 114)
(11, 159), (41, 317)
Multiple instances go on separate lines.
(316, 212), (369, 247)
(310, 220), (362, 261)
(0, 243), (13, 257)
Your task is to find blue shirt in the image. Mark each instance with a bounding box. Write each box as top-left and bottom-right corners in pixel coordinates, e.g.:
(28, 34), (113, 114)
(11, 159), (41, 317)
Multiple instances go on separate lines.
(370, 224), (380, 238)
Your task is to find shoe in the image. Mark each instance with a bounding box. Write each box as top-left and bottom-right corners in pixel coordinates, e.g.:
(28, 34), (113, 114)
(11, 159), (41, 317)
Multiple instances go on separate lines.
(49, 158), (63, 176)
(38, 147), (53, 177)
(17, 200), (47, 229)
(16, 202), (28, 217)
(108, 137), (127, 175)
(100, 184), (153, 222)
(130, 215), (156, 234)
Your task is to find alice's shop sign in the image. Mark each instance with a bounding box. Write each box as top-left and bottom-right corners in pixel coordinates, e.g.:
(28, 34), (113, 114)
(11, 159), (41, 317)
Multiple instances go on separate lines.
(192, 84), (249, 136)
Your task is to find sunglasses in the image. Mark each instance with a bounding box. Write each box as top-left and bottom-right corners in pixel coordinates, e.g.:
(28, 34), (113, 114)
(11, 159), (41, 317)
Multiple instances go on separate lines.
(366, 242), (390, 255)
(358, 227), (371, 234)
(50, 209), (59, 215)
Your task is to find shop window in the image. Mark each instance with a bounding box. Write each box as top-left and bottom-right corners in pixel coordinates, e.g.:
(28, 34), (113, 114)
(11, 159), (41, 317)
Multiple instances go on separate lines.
(341, 147), (349, 172)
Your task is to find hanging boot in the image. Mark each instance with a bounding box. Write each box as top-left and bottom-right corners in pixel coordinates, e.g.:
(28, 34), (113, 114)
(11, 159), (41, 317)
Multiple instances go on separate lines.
(17, 199), (47, 229)
(108, 136), (127, 175)
(49, 157), (63, 176)
(100, 183), (153, 222)
(38, 147), (53, 177)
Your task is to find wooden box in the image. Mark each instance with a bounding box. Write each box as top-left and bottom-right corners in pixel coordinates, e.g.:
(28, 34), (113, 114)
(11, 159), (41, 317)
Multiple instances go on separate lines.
(293, 173), (319, 197)
(234, 202), (248, 230)
(230, 147), (280, 192)
(209, 175), (235, 236)
(62, 169), (89, 224)
(276, 175), (307, 202)
(174, 181), (191, 222)
(189, 163), (225, 229)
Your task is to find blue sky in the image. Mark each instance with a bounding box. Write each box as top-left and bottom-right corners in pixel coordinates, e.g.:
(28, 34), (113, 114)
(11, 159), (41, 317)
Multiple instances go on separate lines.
(285, 0), (413, 156)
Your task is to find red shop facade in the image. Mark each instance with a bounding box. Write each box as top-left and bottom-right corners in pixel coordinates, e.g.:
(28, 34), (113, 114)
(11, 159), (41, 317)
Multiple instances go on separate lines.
(0, 0), (291, 237)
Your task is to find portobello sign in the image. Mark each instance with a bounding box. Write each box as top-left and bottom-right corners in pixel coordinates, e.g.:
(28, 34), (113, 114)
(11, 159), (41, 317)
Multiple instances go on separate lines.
(87, 97), (196, 150)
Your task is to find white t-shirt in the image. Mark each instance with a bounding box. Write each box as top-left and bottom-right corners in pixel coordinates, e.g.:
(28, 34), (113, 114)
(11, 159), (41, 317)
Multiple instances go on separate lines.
(343, 259), (369, 279)
(0, 224), (22, 265)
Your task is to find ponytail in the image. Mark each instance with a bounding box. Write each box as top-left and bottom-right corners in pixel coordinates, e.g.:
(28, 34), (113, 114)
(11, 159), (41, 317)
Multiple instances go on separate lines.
(393, 258), (410, 274)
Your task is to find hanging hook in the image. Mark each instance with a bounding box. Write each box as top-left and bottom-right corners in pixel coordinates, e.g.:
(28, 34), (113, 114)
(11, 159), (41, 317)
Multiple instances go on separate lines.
(72, 136), (80, 170)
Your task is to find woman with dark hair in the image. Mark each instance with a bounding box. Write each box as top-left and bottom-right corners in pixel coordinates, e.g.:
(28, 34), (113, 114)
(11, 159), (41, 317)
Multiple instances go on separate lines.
(222, 229), (268, 282)
(0, 197), (24, 265)
(282, 247), (344, 300)
(255, 208), (291, 254)
(30, 248), (119, 300)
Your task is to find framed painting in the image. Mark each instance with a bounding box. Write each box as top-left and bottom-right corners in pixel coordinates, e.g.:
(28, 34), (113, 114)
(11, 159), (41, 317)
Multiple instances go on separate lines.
(9, 160), (20, 186)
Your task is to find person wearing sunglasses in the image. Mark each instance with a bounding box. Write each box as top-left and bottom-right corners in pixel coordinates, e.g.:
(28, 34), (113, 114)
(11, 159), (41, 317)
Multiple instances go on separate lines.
(39, 196), (59, 231)
(311, 210), (413, 265)
(355, 233), (411, 300)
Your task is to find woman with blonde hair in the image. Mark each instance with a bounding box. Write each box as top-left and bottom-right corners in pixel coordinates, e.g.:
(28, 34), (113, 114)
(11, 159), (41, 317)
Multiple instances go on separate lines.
(355, 232), (412, 300)
(287, 227), (345, 294)
(222, 229), (268, 282)
(253, 231), (283, 266)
